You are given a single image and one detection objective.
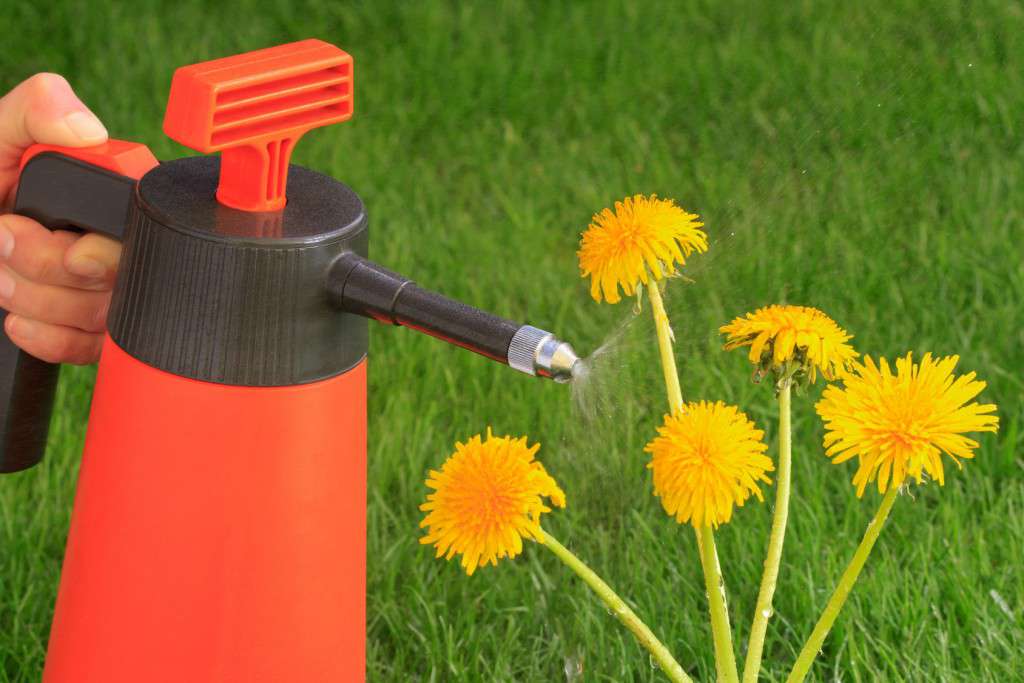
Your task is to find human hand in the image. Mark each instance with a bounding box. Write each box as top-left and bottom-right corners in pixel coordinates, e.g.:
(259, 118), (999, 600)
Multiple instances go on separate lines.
(0, 73), (121, 364)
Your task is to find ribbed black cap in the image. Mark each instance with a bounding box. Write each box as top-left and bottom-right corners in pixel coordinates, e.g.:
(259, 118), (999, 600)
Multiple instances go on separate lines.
(107, 156), (368, 386)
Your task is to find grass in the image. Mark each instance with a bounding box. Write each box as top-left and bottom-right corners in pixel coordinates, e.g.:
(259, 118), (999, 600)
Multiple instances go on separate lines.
(2, 0), (1023, 680)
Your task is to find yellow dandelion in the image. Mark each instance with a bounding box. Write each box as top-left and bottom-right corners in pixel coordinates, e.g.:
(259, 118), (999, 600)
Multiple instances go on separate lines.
(577, 194), (707, 304)
(816, 352), (999, 497)
(720, 304), (858, 383)
(419, 430), (566, 575)
(644, 401), (773, 529)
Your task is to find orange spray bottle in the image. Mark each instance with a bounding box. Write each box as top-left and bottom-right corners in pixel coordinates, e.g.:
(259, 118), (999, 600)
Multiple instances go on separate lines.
(0, 40), (579, 682)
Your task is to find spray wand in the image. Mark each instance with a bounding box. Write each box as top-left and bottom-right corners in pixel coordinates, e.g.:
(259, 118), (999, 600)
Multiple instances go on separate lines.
(328, 253), (580, 382)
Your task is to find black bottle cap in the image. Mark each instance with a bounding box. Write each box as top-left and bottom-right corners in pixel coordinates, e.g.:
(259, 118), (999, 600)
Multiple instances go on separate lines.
(107, 156), (368, 386)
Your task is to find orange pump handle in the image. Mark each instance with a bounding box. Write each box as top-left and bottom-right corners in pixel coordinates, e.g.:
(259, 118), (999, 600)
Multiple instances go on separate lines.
(162, 39), (353, 212)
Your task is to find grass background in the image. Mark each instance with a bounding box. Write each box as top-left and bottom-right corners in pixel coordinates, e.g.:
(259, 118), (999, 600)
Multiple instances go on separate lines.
(1, 1), (1022, 680)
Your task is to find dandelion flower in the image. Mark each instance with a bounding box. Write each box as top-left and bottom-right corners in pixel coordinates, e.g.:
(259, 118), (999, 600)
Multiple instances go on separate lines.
(578, 194), (707, 304)
(645, 401), (773, 528)
(419, 430), (566, 575)
(723, 305), (855, 677)
(816, 352), (999, 497)
(721, 304), (857, 383)
(790, 354), (998, 680)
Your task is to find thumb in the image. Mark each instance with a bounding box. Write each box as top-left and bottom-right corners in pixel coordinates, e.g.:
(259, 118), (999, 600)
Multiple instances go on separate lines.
(0, 73), (108, 154)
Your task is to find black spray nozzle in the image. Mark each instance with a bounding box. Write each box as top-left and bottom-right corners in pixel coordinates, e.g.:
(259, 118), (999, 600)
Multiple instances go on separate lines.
(327, 253), (580, 382)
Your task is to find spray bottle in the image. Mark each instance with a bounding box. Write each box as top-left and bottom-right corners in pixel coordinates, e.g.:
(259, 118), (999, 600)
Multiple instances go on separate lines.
(0, 39), (579, 682)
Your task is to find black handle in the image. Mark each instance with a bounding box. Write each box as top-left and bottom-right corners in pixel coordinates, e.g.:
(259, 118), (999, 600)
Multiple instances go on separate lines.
(0, 153), (137, 473)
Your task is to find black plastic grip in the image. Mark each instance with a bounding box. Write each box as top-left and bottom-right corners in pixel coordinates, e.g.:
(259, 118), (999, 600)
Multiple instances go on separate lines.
(0, 338), (59, 472)
(0, 153), (136, 473)
(13, 153), (137, 239)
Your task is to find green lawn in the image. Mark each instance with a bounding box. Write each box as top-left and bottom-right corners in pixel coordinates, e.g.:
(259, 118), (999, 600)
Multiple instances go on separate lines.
(2, 1), (1023, 681)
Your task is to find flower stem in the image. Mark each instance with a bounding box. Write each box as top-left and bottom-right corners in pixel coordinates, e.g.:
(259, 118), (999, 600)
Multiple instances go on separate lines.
(742, 380), (792, 683)
(540, 529), (693, 683)
(648, 280), (738, 681)
(698, 525), (740, 683)
(785, 486), (899, 683)
(646, 281), (684, 413)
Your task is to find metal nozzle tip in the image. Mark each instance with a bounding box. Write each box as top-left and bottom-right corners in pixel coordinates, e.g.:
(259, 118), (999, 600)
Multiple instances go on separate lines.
(540, 339), (581, 383)
(507, 325), (581, 383)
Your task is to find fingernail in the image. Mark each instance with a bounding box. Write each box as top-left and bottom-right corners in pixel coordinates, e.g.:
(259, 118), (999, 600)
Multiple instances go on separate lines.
(63, 111), (108, 142)
(68, 257), (106, 279)
(7, 316), (34, 340)
(0, 225), (12, 259)
(0, 269), (14, 299)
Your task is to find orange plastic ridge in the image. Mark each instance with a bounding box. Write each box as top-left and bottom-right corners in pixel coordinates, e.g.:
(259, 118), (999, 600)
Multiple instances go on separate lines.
(163, 39), (353, 212)
(19, 139), (158, 180)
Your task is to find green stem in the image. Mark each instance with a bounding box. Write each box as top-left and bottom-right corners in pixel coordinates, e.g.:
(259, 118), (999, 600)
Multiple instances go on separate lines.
(649, 280), (738, 680)
(742, 381), (793, 683)
(785, 486), (900, 683)
(540, 529), (693, 683)
(646, 281), (684, 413)
(698, 525), (740, 683)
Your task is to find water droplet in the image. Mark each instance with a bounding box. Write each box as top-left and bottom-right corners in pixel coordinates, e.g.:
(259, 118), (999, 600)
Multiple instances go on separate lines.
(989, 589), (1014, 620)
(563, 654), (584, 681)
(762, 608), (773, 619)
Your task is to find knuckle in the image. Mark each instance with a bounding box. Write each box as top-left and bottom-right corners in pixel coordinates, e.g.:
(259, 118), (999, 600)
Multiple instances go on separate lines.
(89, 297), (111, 333)
(24, 251), (60, 282)
(47, 331), (77, 364)
(15, 288), (47, 321)
(25, 72), (69, 97)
